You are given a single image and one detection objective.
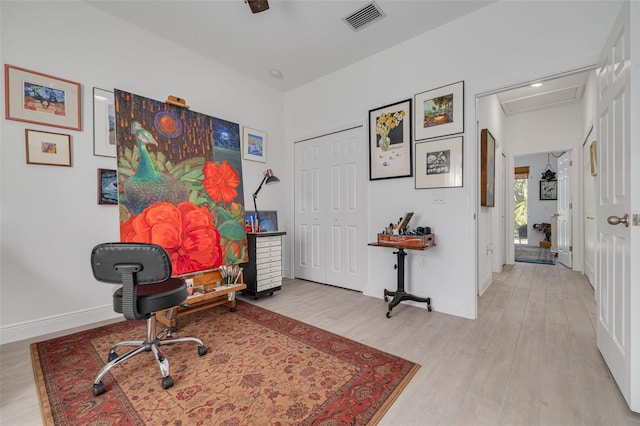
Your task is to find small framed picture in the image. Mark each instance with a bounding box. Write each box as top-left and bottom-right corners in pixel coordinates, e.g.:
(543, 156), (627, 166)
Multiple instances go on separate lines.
(5, 64), (82, 131)
(93, 88), (116, 157)
(368, 98), (412, 180)
(414, 81), (464, 141)
(415, 136), (463, 189)
(540, 180), (557, 200)
(25, 129), (72, 167)
(98, 168), (118, 205)
(243, 127), (267, 162)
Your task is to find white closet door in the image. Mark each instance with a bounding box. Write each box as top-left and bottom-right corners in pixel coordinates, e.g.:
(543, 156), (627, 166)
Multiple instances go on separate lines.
(557, 151), (572, 267)
(294, 127), (365, 291)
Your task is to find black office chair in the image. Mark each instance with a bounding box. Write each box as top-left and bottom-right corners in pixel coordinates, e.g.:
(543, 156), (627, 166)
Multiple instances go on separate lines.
(90, 242), (207, 396)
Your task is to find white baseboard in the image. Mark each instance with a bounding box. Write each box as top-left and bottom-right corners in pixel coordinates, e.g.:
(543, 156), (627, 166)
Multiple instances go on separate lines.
(479, 273), (493, 296)
(0, 305), (120, 345)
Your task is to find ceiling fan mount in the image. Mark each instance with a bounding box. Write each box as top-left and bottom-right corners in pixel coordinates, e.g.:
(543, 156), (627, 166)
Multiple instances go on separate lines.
(246, 0), (269, 14)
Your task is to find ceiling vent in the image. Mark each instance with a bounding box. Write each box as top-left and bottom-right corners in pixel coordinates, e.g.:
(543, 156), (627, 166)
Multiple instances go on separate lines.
(343, 2), (386, 32)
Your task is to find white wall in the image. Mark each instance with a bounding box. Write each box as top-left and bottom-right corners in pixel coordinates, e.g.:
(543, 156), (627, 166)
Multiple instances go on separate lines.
(0, 1), (285, 343)
(284, 1), (620, 319)
(477, 94), (507, 295)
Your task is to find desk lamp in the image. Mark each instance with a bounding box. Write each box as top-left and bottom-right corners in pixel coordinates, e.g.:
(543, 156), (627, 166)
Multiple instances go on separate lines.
(252, 169), (279, 232)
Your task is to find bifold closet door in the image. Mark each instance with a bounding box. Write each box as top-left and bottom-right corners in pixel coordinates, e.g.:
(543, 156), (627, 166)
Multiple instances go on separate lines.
(294, 127), (365, 291)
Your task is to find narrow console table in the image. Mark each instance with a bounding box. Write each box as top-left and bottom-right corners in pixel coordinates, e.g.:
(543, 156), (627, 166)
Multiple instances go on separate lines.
(369, 242), (435, 318)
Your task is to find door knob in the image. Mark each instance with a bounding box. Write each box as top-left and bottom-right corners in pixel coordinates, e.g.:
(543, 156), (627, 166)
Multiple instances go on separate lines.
(607, 213), (629, 227)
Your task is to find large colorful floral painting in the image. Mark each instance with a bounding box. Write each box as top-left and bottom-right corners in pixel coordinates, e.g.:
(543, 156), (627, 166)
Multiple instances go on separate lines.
(114, 90), (248, 275)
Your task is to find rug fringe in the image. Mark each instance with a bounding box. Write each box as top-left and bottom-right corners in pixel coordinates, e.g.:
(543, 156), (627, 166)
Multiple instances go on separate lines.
(30, 343), (55, 426)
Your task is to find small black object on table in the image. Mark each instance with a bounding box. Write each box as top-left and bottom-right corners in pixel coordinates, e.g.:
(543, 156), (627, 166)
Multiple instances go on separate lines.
(369, 242), (434, 318)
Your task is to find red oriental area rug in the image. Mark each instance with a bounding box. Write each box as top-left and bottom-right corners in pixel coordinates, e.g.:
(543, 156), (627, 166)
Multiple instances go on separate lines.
(31, 301), (419, 425)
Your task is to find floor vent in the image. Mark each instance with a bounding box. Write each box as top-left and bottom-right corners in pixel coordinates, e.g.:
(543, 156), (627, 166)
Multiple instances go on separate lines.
(343, 2), (386, 32)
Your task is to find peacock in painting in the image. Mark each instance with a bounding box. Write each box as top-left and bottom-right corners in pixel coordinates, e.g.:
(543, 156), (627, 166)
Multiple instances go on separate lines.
(124, 121), (189, 215)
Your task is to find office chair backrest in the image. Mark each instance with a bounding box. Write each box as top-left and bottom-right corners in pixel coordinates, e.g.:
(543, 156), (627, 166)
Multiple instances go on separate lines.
(91, 242), (173, 284)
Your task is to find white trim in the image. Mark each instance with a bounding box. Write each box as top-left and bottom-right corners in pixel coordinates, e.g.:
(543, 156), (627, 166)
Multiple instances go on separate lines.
(0, 304), (119, 345)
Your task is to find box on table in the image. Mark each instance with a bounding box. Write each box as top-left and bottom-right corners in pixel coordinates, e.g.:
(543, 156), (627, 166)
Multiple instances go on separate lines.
(377, 233), (435, 248)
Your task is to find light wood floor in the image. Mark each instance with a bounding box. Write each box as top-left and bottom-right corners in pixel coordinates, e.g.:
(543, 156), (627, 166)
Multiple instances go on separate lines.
(2, 262), (639, 425)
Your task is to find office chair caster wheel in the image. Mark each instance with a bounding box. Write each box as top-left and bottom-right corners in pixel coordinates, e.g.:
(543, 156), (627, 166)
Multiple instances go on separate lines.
(93, 382), (106, 396)
(108, 351), (118, 362)
(198, 345), (208, 356)
(386, 311), (392, 318)
(161, 376), (174, 389)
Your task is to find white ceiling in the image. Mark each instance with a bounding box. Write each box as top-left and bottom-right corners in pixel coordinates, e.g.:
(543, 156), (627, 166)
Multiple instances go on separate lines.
(85, 0), (495, 92)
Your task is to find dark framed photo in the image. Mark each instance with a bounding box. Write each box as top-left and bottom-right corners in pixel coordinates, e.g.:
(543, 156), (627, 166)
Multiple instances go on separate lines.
(5, 64), (82, 131)
(415, 136), (463, 189)
(540, 180), (557, 200)
(368, 98), (412, 180)
(25, 129), (72, 167)
(480, 129), (496, 207)
(98, 168), (118, 205)
(414, 81), (464, 141)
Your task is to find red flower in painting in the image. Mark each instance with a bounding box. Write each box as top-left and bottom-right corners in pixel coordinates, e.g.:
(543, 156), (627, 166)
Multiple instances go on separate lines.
(120, 201), (222, 275)
(202, 161), (240, 203)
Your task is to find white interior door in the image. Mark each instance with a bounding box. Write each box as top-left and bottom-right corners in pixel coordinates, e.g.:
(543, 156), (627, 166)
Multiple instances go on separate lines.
(582, 131), (596, 288)
(294, 127), (365, 291)
(557, 151), (572, 267)
(595, 3), (638, 412)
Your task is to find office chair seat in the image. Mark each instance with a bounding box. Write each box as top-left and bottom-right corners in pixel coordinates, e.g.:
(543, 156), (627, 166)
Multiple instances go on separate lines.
(113, 278), (186, 315)
(91, 242), (208, 396)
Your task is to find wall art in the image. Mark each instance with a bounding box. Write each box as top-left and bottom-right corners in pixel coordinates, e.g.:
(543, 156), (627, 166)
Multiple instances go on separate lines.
(5, 64), (81, 131)
(25, 128), (71, 167)
(540, 180), (557, 200)
(242, 126), (267, 163)
(368, 98), (412, 180)
(93, 88), (116, 157)
(98, 168), (118, 205)
(115, 89), (248, 274)
(415, 136), (463, 189)
(245, 210), (278, 232)
(414, 81), (463, 141)
(480, 128), (496, 207)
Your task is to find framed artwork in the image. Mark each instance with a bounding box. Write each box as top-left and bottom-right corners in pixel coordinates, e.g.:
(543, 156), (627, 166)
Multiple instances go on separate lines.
(5, 64), (81, 131)
(98, 168), (118, 205)
(25, 129), (72, 167)
(480, 128), (496, 207)
(245, 210), (278, 232)
(93, 88), (116, 157)
(243, 127), (267, 162)
(368, 98), (412, 180)
(590, 140), (598, 176)
(414, 81), (464, 141)
(415, 136), (463, 189)
(540, 180), (557, 200)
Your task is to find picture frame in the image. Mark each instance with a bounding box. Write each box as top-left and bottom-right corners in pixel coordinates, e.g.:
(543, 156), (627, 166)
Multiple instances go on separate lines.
(93, 88), (116, 157)
(25, 129), (72, 167)
(5, 64), (81, 131)
(480, 128), (496, 207)
(98, 168), (118, 205)
(242, 127), (267, 163)
(415, 136), (463, 189)
(368, 98), (412, 180)
(540, 180), (557, 200)
(414, 81), (464, 141)
(245, 210), (278, 232)
(590, 140), (598, 176)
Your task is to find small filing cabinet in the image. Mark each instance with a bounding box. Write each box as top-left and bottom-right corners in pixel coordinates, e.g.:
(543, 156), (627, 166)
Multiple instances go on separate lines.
(242, 232), (286, 299)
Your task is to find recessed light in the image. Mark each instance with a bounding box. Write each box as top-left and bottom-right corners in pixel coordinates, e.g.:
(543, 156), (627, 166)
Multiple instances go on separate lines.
(531, 82), (543, 88)
(270, 69), (283, 79)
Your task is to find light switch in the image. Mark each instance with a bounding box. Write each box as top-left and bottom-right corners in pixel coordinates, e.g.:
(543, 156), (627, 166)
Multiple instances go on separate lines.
(433, 192), (446, 204)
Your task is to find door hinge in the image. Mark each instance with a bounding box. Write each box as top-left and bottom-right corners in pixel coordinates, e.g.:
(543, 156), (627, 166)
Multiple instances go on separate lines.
(570, 245), (573, 252)
(569, 160), (573, 166)
(569, 202), (572, 209)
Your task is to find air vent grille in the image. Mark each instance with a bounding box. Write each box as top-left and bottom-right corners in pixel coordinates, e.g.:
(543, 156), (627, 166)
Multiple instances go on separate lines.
(343, 2), (386, 32)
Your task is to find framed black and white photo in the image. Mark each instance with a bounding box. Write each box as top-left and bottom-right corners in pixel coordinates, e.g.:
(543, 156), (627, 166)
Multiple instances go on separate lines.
(540, 180), (557, 200)
(415, 136), (463, 189)
(414, 81), (464, 141)
(368, 98), (412, 180)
